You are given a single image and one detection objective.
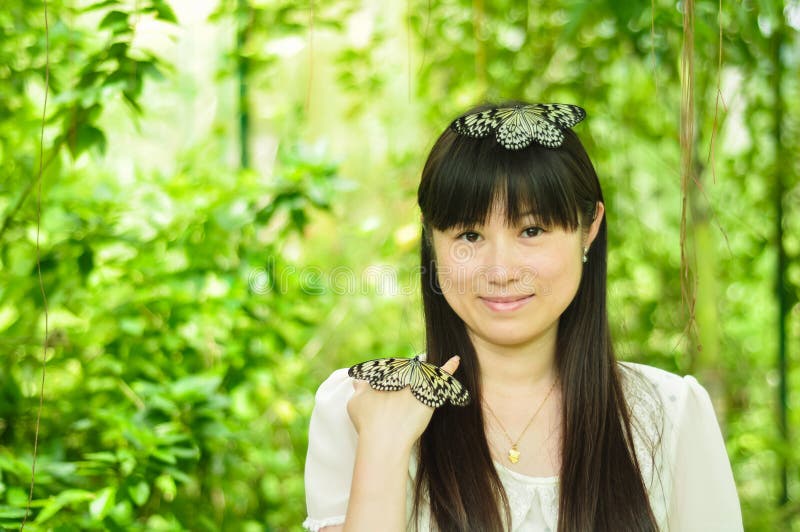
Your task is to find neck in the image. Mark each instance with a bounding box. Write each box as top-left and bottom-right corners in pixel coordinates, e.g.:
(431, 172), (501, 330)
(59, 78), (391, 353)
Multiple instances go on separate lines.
(470, 326), (558, 399)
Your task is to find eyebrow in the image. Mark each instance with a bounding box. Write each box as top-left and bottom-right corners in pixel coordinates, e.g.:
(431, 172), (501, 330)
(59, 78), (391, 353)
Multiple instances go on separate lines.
(449, 212), (543, 230)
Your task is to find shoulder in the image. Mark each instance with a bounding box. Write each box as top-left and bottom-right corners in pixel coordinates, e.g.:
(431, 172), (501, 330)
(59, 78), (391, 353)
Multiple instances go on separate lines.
(618, 361), (711, 424)
(619, 361), (686, 391)
(617, 362), (725, 479)
(314, 368), (354, 404)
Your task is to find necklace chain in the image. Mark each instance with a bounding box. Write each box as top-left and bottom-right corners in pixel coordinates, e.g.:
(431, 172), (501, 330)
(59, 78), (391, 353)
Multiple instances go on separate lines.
(482, 378), (558, 464)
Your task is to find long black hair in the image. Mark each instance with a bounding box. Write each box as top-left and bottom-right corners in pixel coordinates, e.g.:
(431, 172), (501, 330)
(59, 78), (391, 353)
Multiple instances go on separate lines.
(413, 103), (658, 531)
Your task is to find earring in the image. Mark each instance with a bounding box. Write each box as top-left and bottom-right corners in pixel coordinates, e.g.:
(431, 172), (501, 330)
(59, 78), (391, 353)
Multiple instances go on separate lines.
(582, 246), (589, 263)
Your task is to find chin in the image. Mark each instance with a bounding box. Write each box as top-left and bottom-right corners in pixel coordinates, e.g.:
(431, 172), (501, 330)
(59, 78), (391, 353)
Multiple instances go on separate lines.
(478, 329), (542, 348)
(467, 315), (558, 348)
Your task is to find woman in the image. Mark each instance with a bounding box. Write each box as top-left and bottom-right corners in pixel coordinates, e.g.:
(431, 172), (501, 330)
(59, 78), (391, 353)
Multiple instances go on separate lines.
(303, 102), (743, 531)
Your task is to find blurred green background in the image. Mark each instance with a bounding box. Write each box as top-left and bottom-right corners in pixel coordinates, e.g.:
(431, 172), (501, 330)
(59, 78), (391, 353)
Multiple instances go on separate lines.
(1, 0), (798, 530)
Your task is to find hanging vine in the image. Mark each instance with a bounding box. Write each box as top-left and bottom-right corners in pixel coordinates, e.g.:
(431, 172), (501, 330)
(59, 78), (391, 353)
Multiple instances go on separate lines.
(20, 0), (50, 528)
(679, 0), (698, 347)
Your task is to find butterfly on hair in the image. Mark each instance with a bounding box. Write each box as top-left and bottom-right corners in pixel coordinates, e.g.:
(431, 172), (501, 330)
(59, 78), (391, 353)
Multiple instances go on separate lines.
(348, 355), (471, 408)
(451, 103), (586, 150)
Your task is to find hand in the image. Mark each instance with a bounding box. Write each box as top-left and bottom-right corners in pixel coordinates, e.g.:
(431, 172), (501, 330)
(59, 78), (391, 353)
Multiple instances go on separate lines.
(346, 356), (461, 449)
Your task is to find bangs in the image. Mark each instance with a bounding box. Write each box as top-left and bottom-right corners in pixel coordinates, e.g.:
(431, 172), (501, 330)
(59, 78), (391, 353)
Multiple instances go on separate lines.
(418, 130), (583, 232)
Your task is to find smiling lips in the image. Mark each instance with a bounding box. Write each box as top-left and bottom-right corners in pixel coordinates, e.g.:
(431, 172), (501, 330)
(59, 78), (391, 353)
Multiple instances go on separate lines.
(479, 294), (535, 312)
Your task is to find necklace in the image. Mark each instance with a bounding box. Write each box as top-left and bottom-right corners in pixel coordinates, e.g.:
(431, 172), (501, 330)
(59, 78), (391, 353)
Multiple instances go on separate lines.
(482, 378), (558, 464)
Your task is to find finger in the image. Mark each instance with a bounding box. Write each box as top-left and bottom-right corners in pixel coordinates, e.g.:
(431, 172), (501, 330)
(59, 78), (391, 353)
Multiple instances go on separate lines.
(440, 355), (461, 375)
(352, 379), (368, 391)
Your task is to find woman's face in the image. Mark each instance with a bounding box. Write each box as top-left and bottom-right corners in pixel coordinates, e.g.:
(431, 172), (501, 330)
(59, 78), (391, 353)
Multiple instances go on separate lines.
(430, 201), (602, 350)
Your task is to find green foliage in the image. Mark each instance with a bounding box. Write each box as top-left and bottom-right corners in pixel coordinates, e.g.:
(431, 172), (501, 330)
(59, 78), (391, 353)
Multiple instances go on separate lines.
(1, 0), (799, 530)
(1, 139), (341, 529)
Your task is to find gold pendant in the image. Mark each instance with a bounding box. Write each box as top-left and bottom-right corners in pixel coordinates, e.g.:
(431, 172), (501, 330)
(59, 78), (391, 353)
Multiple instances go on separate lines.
(508, 445), (520, 464)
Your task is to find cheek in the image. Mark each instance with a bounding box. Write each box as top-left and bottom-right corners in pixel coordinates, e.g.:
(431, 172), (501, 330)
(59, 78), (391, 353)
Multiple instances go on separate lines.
(433, 260), (468, 316)
(535, 253), (583, 299)
(435, 257), (474, 296)
(432, 240), (472, 292)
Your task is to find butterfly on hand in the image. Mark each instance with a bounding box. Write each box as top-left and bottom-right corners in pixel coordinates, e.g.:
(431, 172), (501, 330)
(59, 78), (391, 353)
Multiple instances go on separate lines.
(451, 103), (586, 150)
(348, 355), (471, 408)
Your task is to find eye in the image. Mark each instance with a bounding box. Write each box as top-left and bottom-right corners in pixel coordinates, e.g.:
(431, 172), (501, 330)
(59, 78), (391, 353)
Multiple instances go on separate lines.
(457, 231), (481, 243)
(522, 226), (545, 238)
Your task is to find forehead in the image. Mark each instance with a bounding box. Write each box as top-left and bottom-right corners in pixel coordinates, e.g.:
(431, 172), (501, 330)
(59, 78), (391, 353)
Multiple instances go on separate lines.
(465, 199), (537, 226)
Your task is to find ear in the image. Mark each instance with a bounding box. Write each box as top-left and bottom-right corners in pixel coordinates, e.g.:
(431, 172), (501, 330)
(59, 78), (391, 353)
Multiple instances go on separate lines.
(584, 202), (605, 248)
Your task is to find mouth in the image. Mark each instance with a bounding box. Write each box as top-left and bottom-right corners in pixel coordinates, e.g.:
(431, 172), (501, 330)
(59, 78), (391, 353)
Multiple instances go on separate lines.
(479, 294), (535, 312)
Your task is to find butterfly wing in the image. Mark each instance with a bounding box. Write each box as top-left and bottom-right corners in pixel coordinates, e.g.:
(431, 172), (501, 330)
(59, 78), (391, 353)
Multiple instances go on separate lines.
(496, 109), (539, 150)
(348, 357), (410, 391)
(534, 103), (586, 129)
(406, 361), (442, 408)
(412, 360), (471, 408)
(500, 105), (582, 149)
(451, 108), (511, 138)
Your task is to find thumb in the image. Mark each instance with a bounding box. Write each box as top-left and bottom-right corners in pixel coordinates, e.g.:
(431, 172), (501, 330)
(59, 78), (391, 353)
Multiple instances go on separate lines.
(440, 355), (461, 375)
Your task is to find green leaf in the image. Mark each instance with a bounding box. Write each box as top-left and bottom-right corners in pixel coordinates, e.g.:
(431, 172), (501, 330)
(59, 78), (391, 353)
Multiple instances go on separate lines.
(155, 475), (176, 501)
(128, 481), (150, 507)
(82, 0), (122, 12)
(168, 446), (199, 459)
(35, 489), (94, 523)
(78, 246), (95, 275)
(110, 498), (133, 524)
(98, 10), (131, 34)
(84, 451), (117, 463)
(170, 374), (222, 402)
(5, 488), (27, 508)
(122, 89), (144, 114)
(89, 486), (116, 519)
(68, 123), (107, 158)
(151, 449), (177, 464)
(117, 449), (137, 476)
(0, 506), (27, 519)
(107, 42), (130, 60)
(151, 1), (179, 24)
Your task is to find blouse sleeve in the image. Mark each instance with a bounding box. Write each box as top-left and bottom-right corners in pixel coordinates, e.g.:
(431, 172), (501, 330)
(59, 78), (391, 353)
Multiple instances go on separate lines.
(666, 375), (743, 531)
(303, 368), (357, 532)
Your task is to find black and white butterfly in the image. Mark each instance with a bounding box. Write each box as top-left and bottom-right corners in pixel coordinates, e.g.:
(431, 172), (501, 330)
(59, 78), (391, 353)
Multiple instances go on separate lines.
(348, 355), (471, 408)
(451, 103), (586, 150)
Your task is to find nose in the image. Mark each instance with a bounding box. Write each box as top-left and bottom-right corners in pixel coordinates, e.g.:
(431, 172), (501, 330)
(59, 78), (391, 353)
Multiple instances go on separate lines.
(484, 238), (520, 286)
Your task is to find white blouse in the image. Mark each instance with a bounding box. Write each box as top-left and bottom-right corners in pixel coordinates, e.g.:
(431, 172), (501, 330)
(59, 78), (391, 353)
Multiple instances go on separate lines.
(303, 362), (743, 531)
